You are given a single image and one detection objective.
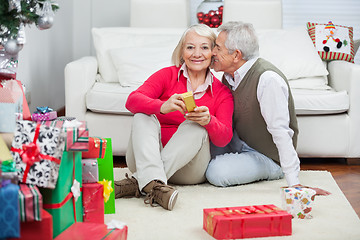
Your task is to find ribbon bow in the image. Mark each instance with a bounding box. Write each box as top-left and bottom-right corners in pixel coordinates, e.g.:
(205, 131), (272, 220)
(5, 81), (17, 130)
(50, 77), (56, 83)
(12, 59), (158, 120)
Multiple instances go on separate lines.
(71, 179), (81, 202)
(20, 142), (41, 165)
(98, 179), (113, 203)
(35, 106), (53, 114)
(238, 206), (260, 214)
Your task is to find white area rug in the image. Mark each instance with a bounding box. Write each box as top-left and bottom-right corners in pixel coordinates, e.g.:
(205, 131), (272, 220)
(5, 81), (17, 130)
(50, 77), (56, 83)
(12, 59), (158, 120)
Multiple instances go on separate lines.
(105, 168), (360, 240)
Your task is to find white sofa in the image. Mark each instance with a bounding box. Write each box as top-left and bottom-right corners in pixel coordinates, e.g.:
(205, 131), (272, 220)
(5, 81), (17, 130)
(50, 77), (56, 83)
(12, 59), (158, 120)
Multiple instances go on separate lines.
(65, 26), (360, 163)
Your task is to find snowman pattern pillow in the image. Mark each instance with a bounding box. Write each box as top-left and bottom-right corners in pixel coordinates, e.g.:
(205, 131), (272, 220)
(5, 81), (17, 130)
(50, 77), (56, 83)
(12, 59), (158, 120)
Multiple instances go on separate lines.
(307, 21), (355, 63)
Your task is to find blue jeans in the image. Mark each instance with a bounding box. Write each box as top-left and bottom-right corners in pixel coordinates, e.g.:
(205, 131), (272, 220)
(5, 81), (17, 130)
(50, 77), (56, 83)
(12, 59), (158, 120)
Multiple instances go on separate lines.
(206, 131), (284, 187)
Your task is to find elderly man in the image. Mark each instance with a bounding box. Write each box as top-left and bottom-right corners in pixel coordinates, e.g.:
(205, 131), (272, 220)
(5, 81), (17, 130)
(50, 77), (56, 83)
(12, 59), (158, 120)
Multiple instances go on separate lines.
(206, 21), (330, 195)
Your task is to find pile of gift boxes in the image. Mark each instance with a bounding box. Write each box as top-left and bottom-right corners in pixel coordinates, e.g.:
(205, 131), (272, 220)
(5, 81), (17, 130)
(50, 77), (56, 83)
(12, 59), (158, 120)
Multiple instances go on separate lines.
(0, 76), (127, 239)
(0, 120), (127, 239)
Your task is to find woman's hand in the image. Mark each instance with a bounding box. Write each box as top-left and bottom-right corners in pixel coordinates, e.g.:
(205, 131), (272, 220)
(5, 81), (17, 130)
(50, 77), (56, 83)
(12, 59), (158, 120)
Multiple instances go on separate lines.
(160, 93), (186, 115)
(185, 106), (211, 126)
(292, 184), (331, 196)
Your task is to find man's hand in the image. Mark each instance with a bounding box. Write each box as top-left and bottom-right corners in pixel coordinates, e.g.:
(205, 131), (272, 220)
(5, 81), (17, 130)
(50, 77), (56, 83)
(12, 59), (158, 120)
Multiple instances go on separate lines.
(160, 93), (186, 115)
(293, 184), (331, 196)
(185, 106), (211, 126)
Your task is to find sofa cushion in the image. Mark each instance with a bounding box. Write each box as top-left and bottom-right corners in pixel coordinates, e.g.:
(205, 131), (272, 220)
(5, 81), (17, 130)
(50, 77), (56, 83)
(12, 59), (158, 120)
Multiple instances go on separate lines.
(92, 27), (185, 83)
(257, 27), (329, 80)
(292, 89), (349, 115)
(86, 81), (349, 116)
(86, 82), (136, 114)
(110, 46), (174, 87)
(307, 21), (355, 63)
(288, 76), (330, 90)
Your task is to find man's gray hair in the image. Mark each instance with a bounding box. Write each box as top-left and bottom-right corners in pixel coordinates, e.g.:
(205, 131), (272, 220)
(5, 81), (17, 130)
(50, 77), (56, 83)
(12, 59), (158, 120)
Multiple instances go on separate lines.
(218, 21), (259, 60)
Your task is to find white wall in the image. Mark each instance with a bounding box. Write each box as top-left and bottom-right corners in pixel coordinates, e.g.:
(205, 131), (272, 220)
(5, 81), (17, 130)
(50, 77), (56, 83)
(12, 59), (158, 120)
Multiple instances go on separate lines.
(16, 0), (131, 113)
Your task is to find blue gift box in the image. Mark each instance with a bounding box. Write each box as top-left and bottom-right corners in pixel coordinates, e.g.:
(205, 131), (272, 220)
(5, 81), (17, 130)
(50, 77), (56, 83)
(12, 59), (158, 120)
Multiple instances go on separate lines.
(0, 183), (20, 239)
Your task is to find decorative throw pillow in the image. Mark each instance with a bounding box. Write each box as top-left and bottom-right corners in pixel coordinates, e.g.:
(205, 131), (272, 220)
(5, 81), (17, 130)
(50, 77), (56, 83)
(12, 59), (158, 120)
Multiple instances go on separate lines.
(307, 21), (355, 62)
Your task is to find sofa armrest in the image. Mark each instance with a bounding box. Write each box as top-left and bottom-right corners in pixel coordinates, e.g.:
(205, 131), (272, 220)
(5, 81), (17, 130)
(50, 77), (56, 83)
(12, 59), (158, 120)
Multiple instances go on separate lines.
(328, 60), (360, 117)
(64, 56), (98, 121)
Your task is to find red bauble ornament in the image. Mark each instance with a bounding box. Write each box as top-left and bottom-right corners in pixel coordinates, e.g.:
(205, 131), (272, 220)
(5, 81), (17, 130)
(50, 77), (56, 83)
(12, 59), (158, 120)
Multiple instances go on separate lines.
(203, 17), (210, 25)
(210, 15), (220, 25)
(197, 12), (204, 19)
(218, 6), (223, 11)
(208, 10), (216, 17)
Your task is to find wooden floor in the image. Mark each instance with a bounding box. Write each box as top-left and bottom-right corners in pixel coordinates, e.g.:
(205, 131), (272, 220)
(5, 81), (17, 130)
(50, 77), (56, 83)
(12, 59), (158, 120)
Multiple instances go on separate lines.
(114, 156), (360, 218)
(300, 158), (360, 218)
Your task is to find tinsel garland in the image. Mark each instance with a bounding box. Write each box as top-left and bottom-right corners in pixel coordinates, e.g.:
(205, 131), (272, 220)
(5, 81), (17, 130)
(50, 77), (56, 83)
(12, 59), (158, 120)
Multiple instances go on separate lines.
(0, 0), (59, 44)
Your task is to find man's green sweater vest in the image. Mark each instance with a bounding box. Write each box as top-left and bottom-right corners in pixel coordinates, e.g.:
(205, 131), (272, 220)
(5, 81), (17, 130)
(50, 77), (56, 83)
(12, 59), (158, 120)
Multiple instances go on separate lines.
(223, 58), (298, 163)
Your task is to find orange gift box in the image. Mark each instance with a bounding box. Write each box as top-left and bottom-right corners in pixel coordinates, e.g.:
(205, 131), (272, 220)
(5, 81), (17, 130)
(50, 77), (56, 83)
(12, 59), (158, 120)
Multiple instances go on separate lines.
(203, 204), (292, 239)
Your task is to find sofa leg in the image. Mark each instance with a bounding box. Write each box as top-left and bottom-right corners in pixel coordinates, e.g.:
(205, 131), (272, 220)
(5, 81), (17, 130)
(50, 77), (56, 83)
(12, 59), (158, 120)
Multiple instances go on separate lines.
(346, 158), (360, 165)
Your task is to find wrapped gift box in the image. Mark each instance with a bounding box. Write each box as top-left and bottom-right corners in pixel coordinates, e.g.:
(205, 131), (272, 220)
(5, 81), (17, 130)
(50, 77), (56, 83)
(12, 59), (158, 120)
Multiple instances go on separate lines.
(83, 183), (104, 223)
(8, 209), (53, 240)
(82, 137), (107, 159)
(0, 134), (13, 161)
(203, 204), (292, 239)
(19, 183), (43, 222)
(32, 111), (58, 121)
(98, 138), (115, 214)
(0, 183), (20, 239)
(82, 158), (99, 183)
(0, 79), (23, 132)
(54, 222), (128, 240)
(40, 151), (83, 238)
(11, 120), (65, 188)
(41, 119), (89, 151)
(1, 159), (18, 185)
(281, 187), (317, 219)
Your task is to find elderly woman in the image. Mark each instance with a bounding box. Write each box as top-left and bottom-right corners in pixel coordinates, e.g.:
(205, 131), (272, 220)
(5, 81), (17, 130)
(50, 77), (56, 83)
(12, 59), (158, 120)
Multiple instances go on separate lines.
(114, 24), (234, 210)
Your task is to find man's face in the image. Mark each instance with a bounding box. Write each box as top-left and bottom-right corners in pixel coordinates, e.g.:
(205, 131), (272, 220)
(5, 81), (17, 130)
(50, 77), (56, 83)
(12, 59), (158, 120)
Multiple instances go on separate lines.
(212, 31), (236, 74)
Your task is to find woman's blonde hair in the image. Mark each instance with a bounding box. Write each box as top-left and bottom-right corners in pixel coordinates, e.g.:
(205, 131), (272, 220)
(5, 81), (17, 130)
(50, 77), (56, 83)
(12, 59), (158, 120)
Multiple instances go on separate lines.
(171, 24), (217, 67)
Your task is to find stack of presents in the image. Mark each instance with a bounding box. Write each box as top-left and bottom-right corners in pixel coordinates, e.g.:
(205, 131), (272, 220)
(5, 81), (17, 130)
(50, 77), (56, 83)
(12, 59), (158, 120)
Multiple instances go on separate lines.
(0, 69), (127, 239)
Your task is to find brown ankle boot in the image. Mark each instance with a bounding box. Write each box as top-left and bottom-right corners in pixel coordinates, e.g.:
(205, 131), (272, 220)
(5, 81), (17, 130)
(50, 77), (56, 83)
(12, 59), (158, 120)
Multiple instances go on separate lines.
(114, 173), (141, 199)
(143, 180), (178, 211)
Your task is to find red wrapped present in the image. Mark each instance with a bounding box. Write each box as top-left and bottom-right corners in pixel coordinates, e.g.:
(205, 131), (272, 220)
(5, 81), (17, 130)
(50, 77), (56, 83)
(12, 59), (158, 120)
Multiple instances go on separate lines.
(54, 222), (128, 240)
(83, 183), (104, 223)
(19, 183), (43, 222)
(82, 137), (107, 159)
(8, 209), (53, 240)
(41, 119), (89, 151)
(203, 204), (292, 239)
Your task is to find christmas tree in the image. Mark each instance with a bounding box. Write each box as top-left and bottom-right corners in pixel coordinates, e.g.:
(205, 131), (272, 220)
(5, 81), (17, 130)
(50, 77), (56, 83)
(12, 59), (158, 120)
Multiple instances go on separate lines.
(0, 0), (59, 45)
(0, 0), (59, 78)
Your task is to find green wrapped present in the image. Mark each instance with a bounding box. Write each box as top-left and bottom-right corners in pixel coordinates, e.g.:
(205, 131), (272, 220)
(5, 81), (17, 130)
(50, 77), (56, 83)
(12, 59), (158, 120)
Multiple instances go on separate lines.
(98, 138), (115, 214)
(40, 151), (83, 238)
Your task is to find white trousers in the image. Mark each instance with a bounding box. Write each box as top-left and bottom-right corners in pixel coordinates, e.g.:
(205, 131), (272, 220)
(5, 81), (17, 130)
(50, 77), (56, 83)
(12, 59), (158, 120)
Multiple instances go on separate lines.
(126, 113), (210, 191)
